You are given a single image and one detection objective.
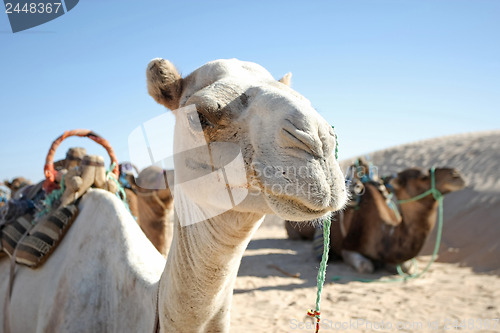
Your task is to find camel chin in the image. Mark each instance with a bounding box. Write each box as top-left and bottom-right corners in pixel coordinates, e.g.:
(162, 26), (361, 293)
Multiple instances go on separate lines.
(442, 179), (466, 193)
(263, 193), (334, 222)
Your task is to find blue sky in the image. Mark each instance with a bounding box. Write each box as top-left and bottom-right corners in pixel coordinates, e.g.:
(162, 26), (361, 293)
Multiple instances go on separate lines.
(1, 0), (499, 182)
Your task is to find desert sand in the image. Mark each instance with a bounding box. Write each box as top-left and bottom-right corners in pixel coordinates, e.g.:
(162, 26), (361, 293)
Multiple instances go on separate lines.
(231, 130), (500, 332)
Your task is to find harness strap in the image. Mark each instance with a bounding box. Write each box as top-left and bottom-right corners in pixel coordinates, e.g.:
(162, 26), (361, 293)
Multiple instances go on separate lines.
(397, 167), (443, 204)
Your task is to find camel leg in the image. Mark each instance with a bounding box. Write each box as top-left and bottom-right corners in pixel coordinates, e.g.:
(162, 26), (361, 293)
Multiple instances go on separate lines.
(341, 250), (374, 273)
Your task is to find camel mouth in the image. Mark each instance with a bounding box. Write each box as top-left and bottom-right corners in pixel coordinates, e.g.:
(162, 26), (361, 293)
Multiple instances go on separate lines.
(248, 159), (347, 220)
(445, 179), (466, 192)
(262, 191), (340, 221)
(442, 171), (467, 192)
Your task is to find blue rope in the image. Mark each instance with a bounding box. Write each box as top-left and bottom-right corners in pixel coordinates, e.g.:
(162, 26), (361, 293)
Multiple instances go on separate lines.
(107, 162), (132, 214)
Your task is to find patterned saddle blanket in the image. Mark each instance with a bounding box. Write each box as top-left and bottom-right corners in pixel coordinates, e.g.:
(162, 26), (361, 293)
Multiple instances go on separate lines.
(0, 153), (122, 268)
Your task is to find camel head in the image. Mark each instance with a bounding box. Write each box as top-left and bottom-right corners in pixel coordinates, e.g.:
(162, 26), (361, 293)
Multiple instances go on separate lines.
(389, 167), (466, 198)
(146, 58), (347, 221)
(4, 177), (31, 196)
(128, 166), (174, 209)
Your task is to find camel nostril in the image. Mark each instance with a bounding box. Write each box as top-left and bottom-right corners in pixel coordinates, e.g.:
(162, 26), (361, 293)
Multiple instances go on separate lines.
(281, 124), (322, 158)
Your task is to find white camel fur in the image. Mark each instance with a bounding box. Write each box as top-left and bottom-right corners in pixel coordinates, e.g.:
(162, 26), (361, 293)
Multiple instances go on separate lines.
(0, 58), (347, 332)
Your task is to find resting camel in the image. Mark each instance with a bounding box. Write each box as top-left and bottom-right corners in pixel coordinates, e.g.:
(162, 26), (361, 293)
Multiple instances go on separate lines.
(285, 162), (466, 273)
(125, 166), (175, 257)
(0, 58), (346, 332)
(334, 166), (465, 273)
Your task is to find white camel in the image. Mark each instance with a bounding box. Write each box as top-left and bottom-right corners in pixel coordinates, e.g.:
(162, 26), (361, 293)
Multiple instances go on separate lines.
(0, 58), (347, 332)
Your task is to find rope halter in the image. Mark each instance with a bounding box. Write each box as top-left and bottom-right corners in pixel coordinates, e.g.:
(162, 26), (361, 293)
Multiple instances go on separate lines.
(397, 167), (443, 204)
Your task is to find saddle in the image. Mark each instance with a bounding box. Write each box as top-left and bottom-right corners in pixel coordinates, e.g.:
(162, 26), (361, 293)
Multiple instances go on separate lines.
(0, 129), (121, 268)
(314, 159), (402, 260)
(344, 158), (401, 221)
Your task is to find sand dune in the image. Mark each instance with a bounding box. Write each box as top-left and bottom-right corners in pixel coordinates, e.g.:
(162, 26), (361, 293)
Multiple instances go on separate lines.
(232, 130), (500, 332)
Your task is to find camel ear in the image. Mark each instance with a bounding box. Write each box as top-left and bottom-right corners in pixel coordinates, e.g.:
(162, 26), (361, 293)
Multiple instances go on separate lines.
(4, 180), (12, 191)
(147, 58), (183, 110)
(278, 72), (292, 86)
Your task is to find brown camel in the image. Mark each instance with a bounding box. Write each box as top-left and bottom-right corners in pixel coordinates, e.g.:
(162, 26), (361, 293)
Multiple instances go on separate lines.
(286, 161), (466, 273)
(337, 165), (466, 273)
(284, 220), (316, 240)
(124, 165), (174, 257)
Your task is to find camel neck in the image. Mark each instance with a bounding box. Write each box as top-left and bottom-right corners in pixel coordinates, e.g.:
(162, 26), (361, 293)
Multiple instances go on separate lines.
(397, 197), (439, 259)
(137, 195), (173, 256)
(400, 196), (438, 233)
(158, 211), (264, 333)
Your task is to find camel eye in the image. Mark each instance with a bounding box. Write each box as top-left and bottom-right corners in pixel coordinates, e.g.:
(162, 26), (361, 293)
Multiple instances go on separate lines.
(187, 111), (214, 133)
(187, 111), (204, 132)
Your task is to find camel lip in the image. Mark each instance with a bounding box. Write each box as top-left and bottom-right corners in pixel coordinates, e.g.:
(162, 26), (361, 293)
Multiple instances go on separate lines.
(446, 182), (466, 192)
(249, 175), (345, 217)
(444, 175), (466, 192)
(263, 191), (338, 221)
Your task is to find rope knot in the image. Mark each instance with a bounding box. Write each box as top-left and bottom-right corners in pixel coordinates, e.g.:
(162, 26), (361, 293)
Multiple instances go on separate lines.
(431, 189), (443, 201)
(307, 309), (321, 333)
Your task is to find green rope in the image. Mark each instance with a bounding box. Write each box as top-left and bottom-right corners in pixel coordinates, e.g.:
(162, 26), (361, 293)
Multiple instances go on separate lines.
(106, 162), (131, 213)
(315, 219), (331, 309)
(307, 218), (331, 332)
(332, 126), (338, 160)
(36, 162), (131, 220)
(36, 175), (66, 220)
(397, 189), (442, 204)
(332, 167), (444, 283)
(305, 126), (338, 332)
(393, 167), (443, 280)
